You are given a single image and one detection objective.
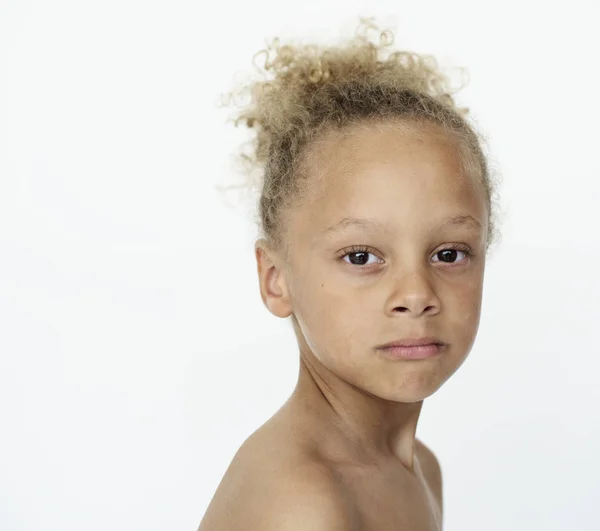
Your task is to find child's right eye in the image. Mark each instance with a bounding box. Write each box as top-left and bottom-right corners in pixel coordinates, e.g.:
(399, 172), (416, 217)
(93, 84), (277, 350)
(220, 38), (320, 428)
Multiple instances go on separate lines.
(339, 246), (383, 267)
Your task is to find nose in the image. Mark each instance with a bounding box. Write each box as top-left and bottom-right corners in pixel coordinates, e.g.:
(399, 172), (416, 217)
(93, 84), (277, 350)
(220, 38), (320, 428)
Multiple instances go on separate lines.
(385, 269), (441, 318)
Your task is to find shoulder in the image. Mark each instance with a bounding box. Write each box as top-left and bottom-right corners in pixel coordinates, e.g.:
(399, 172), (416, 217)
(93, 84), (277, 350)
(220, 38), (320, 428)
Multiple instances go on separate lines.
(416, 438), (442, 477)
(199, 432), (359, 531)
(256, 462), (358, 531)
(416, 438), (443, 510)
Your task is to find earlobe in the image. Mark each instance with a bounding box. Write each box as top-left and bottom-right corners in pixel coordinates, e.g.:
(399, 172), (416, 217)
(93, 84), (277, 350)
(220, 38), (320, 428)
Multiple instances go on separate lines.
(255, 240), (293, 318)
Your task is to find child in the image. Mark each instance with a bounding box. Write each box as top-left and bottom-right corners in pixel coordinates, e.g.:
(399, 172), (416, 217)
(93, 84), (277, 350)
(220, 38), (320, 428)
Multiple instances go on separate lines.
(199, 16), (500, 531)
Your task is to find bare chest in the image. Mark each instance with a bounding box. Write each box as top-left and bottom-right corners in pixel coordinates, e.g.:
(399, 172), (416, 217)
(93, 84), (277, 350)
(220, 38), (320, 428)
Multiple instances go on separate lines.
(333, 461), (443, 531)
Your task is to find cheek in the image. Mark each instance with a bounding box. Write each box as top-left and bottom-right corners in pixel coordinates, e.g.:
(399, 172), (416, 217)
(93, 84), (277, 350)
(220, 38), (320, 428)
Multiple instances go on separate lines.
(292, 280), (372, 360)
(446, 278), (484, 336)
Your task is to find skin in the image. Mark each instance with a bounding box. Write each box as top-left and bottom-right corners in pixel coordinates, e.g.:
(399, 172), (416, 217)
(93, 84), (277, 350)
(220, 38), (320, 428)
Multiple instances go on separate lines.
(198, 120), (489, 531)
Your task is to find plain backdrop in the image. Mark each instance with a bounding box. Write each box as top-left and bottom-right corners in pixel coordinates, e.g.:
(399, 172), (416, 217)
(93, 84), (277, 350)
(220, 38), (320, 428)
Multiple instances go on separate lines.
(1, 1), (599, 530)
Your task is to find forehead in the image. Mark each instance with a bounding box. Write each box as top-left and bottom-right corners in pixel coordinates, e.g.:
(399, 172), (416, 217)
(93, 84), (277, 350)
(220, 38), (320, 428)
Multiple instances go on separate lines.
(305, 121), (466, 191)
(290, 121), (485, 238)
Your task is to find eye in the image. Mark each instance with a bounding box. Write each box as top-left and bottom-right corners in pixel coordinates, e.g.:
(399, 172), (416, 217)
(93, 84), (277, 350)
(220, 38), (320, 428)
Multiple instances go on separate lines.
(340, 246), (382, 267)
(432, 245), (473, 264)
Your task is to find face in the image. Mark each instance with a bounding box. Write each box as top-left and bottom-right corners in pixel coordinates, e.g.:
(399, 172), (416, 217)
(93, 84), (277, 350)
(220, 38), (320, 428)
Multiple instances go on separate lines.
(257, 121), (488, 403)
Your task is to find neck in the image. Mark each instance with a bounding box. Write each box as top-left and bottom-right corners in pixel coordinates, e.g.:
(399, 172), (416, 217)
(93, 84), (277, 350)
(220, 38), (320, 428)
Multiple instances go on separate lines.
(286, 349), (424, 473)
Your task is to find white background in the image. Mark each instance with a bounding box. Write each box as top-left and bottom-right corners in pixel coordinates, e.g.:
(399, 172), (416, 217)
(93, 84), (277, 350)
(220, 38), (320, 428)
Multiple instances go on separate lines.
(1, 1), (599, 530)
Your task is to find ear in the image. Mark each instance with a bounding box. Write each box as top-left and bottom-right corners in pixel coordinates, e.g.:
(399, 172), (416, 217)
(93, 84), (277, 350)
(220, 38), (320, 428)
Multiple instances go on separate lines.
(254, 239), (293, 318)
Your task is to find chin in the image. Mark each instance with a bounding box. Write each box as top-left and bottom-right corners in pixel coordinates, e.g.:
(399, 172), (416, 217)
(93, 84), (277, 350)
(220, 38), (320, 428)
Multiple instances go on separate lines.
(392, 390), (439, 403)
(383, 377), (448, 403)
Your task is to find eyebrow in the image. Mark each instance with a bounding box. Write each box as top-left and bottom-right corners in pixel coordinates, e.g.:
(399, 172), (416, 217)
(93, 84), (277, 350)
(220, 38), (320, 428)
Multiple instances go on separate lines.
(321, 214), (482, 235)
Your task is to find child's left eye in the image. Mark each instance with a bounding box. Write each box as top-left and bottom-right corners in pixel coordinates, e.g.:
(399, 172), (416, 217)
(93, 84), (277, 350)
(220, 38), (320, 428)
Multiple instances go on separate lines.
(432, 247), (472, 264)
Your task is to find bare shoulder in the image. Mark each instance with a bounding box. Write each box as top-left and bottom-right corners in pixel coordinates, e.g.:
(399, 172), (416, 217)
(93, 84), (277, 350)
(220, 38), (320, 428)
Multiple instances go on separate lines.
(198, 430), (358, 531)
(254, 461), (357, 531)
(415, 438), (443, 510)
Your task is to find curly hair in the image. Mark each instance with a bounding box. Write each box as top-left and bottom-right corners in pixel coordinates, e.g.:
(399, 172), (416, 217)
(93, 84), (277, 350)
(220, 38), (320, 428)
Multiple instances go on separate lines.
(219, 16), (502, 259)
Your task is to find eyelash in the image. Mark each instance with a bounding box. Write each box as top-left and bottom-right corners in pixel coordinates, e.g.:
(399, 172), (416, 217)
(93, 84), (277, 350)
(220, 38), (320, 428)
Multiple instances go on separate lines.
(338, 244), (474, 267)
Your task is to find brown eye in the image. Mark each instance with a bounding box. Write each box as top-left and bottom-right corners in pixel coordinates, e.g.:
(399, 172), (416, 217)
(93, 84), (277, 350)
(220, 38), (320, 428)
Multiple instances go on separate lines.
(432, 246), (472, 264)
(344, 251), (377, 266)
(339, 246), (382, 267)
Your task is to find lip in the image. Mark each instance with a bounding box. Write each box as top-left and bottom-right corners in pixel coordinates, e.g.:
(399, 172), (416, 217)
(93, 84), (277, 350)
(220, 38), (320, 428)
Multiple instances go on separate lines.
(378, 343), (444, 360)
(377, 337), (445, 348)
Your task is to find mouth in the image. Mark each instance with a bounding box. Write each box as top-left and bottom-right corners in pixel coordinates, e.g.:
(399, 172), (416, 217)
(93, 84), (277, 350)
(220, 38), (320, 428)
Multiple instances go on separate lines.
(377, 342), (445, 360)
(377, 337), (445, 349)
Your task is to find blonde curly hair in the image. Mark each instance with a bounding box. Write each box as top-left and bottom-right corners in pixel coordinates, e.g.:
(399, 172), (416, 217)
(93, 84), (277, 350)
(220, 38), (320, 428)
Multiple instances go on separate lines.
(220, 16), (501, 258)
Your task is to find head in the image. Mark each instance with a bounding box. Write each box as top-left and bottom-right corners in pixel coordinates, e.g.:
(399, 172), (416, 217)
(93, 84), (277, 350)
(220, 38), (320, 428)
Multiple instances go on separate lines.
(222, 18), (501, 403)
